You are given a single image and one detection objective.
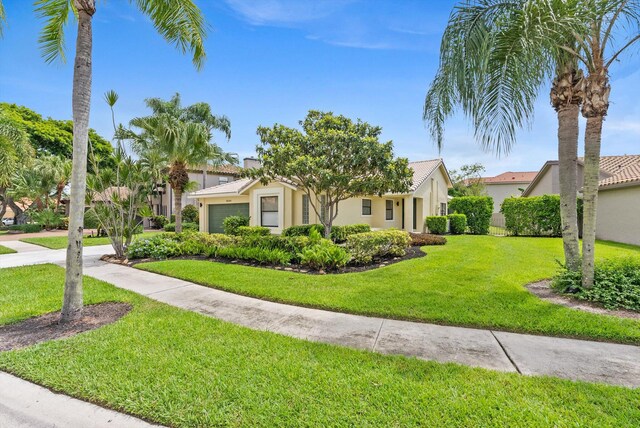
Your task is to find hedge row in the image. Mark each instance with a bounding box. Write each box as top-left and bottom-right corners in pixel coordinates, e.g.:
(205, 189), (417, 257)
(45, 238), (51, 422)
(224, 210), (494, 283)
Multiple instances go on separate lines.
(500, 195), (564, 236)
(449, 196), (493, 235)
(282, 223), (371, 242)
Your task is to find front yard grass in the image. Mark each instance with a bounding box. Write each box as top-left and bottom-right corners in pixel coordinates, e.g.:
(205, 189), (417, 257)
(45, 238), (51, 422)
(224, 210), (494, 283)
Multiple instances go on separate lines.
(21, 232), (159, 250)
(0, 264), (639, 426)
(0, 245), (16, 255)
(138, 235), (640, 344)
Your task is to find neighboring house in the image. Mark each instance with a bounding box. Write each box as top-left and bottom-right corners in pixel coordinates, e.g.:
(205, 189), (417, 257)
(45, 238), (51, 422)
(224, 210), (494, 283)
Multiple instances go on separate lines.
(150, 159), (253, 217)
(524, 154), (640, 246)
(481, 171), (537, 213)
(189, 159), (452, 234)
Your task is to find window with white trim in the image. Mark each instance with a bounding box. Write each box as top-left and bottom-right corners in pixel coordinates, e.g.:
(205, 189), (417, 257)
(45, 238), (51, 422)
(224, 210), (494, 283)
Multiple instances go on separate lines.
(440, 203), (447, 216)
(362, 199), (372, 216)
(302, 194), (310, 224)
(260, 196), (278, 227)
(385, 200), (394, 220)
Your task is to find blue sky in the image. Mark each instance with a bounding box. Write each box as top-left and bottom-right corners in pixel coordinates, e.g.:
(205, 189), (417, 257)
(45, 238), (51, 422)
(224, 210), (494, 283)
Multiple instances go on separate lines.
(1, 0), (639, 177)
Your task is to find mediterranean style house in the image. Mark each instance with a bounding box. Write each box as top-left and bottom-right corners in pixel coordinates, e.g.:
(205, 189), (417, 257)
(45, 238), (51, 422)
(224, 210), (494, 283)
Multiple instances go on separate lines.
(480, 171), (537, 213)
(523, 154), (640, 246)
(189, 159), (452, 234)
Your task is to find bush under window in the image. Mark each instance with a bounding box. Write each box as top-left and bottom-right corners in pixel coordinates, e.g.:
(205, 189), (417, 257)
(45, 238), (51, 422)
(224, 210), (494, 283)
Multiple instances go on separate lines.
(345, 230), (411, 264)
(425, 216), (447, 235)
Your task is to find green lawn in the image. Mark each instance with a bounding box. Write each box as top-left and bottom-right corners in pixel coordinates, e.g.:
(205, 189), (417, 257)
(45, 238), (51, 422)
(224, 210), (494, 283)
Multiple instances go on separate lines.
(0, 244), (16, 255)
(138, 235), (640, 344)
(21, 232), (159, 250)
(0, 264), (638, 426)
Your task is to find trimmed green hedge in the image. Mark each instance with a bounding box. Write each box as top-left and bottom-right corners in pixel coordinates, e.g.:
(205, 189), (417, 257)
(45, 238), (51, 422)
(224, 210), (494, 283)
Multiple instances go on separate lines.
(223, 215), (250, 235)
(282, 223), (371, 242)
(237, 226), (271, 237)
(448, 214), (467, 235)
(282, 224), (324, 237)
(163, 222), (198, 232)
(345, 230), (411, 264)
(425, 216), (447, 235)
(449, 196), (492, 235)
(501, 195), (563, 236)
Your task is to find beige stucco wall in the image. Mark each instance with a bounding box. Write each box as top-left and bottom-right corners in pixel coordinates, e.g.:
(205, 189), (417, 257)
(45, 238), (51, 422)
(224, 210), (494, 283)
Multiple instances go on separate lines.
(484, 183), (527, 212)
(527, 166), (557, 196)
(596, 185), (640, 246)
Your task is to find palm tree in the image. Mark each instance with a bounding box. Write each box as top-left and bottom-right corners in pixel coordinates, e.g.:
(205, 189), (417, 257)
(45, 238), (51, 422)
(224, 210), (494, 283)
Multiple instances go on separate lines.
(129, 116), (213, 232)
(568, 0), (640, 287)
(31, 0), (207, 322)
(423, 0), (583, 270)
(129, 94), (232, 233)
(0, 112), (34, 220)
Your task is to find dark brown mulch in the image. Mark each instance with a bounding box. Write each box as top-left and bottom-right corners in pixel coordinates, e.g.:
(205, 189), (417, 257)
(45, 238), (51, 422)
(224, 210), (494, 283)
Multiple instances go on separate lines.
(0, 302), (132, 352)
(126, 245), (427, 275)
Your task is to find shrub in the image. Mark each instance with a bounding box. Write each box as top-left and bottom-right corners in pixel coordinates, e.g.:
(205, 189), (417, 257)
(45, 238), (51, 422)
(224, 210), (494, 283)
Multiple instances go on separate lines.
(83, 210), (100, 229)
(29, 208), (63, 230)
(330, 224), (371, 242)
(237, 226), (271, 237)
(223, 215), (250, 235)
(282, 224), (325, 237)
(163, 222), (198, 232)
(299, 239), (351, 270)
(5, 223), (44, 233)
(151, 215), (169, 229)
(127, 235), (182, 259)
(345, 230), (411, 264)
(448, 213), (467, 235)
(425, 216), (447, 234)
(449, 196), (493, 235)
(409, 233), (447, 246)
(501, 195), (568, 237)
(553, 258), (640, 311)
(216, 245), (292, 265)
(182, 204), (199, 224)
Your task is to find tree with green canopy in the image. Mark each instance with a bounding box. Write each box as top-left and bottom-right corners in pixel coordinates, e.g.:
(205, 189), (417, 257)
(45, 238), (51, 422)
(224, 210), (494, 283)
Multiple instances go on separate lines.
(250, 110), (413, 238)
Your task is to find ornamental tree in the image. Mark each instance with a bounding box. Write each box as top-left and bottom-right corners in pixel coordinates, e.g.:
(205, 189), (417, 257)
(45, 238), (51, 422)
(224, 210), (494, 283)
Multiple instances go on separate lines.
(251, 110), (413, 238)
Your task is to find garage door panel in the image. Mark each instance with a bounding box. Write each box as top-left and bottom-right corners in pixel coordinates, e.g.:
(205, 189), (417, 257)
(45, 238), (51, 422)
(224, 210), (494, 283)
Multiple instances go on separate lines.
(208, 203), (249, 233)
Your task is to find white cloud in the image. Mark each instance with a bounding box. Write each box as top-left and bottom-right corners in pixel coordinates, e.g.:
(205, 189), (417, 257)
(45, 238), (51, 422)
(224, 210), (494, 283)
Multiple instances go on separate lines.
(224, 0), (354, 25)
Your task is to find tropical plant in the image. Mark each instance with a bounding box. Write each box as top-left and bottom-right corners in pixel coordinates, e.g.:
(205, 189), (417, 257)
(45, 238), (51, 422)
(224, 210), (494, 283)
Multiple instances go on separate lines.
(423, 0), (583, 270)
(128, 94), (232, 233)
(448, 163), (486, 197)
(85, 92), (153, 259)
(251, 110), (413, 238)
(0, 110), (34, 221)
(25, 0), (207, 321)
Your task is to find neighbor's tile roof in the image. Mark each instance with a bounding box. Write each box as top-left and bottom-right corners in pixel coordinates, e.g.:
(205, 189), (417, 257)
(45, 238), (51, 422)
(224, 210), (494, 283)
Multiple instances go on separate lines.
(599, 163), (640, 188)
(187, 164), (243, 176)
(408, 159), (443, 191)
(482, 171), (538, 184)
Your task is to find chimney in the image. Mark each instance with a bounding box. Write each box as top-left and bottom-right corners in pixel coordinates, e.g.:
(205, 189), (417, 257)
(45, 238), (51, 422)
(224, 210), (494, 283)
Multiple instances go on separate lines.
(243, 157), (261, 169)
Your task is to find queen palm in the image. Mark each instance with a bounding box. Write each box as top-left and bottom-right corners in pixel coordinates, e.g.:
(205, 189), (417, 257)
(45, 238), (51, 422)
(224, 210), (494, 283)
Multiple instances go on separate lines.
(129, 94), (232, 232)
(27, 0), (207, 322)
(424, 0), (584, 270)
(129, 116), (217, 233)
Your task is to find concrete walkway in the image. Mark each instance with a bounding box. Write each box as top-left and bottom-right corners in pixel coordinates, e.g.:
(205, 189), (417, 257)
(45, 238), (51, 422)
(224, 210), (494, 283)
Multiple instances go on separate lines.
(1, 246), (639, 388)
(0, 240), (49, 253)
(0, 371), (161, 427)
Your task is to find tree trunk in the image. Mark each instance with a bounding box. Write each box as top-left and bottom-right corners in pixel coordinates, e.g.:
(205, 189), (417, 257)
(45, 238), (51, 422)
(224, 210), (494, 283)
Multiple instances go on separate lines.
(0, 187), (7, 220)
(581, 116), (603, 288)
(556, 105), (581, 270)
(174, 187), (183, 233)
(62, 3), (95, 323)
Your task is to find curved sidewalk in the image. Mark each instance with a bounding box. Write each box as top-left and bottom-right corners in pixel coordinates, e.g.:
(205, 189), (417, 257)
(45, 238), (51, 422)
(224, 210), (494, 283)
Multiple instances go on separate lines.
(2, 244), (639, 388)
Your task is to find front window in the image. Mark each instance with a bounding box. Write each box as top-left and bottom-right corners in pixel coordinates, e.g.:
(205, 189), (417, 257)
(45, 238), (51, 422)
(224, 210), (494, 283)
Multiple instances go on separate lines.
(385, 200), (394, 220)
(302, 194), (310, 224)
(362, 199), (372, 216)
(260, 196), (278, 227)
(440, 203), (447, 216)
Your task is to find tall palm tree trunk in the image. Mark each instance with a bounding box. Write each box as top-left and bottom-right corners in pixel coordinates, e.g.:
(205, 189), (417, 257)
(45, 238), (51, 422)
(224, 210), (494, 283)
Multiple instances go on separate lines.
(174, 187), (183, 233)
(551, 68), (582, 271)
(581, 116), (603, 287)
(62, 2), (95, 322)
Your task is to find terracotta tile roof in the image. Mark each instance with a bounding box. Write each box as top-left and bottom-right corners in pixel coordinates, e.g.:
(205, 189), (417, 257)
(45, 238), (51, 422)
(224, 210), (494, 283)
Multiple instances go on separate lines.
(597, 155), (640, 176)
(408, 159), (444, 191)
(482, 171), (538, 184)
(599, 163), (640, 188)
(187, 164), (243, 176)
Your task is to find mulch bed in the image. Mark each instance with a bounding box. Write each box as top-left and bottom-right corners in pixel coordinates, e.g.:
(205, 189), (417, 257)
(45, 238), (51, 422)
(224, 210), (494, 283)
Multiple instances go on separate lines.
(111, 245), (427, 275)
(0, 302), (132, 352)
(527, 280), (640, 319)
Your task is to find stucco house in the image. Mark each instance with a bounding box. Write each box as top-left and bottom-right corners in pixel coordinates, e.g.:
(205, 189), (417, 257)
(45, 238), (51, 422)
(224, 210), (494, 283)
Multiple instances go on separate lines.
(523, 154), (640, 246)
(149, 160), (256, 218)
(481, 171), (537, 213)
(189, 159), (452, 234)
